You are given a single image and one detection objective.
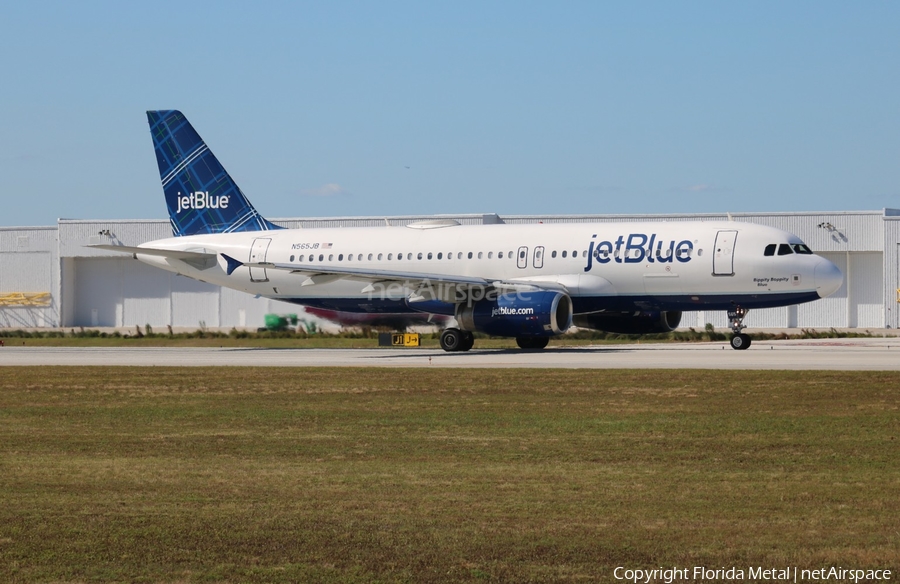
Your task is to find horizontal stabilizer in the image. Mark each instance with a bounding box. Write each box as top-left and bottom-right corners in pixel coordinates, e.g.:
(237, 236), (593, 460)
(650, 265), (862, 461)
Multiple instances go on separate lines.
(88, 244), (216, 260)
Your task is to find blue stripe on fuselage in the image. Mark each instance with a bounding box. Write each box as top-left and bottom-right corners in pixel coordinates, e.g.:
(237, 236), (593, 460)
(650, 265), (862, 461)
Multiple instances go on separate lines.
(278, 291), (822, 315)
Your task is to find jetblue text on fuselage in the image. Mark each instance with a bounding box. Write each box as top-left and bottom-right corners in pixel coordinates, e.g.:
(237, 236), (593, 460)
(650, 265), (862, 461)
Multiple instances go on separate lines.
(175, 191), (230, 214)
(584, 233), (694, 272)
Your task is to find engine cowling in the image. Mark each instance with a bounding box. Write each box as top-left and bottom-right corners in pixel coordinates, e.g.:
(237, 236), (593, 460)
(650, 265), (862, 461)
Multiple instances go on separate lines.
(456, 291), (573, 337)
(572, 310), (682, 334)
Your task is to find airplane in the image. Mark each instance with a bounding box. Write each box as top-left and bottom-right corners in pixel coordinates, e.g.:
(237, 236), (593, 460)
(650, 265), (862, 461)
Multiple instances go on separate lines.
(92, 110), (844, 352)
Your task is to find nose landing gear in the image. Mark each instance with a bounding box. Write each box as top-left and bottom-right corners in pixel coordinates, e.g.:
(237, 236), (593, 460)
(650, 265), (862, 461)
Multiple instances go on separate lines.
(727, 307), (751, 350)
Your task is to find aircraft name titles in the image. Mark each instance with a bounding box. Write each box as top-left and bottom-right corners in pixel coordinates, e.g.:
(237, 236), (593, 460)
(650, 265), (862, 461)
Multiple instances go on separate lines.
(585, 233), (695, 272)
(175, 191), (230, 213)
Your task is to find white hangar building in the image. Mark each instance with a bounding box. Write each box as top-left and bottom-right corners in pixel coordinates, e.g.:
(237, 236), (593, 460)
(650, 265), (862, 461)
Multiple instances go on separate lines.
(2, 209), (899, 331)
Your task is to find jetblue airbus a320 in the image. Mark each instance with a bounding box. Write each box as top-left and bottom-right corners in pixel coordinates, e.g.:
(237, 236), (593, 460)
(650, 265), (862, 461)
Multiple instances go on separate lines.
(93, 111), (844, 352)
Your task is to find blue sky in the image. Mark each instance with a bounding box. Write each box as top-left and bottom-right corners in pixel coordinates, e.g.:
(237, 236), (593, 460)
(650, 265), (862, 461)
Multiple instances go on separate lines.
(2, 1), (898, 227)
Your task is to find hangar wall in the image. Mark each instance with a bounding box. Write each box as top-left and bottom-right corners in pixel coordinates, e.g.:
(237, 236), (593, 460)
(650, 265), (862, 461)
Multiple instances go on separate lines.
(0, 227), (59, 328)
(884, 210), (900, 329)
(69, 257), (298, 329)
(1, 210), (897, 331)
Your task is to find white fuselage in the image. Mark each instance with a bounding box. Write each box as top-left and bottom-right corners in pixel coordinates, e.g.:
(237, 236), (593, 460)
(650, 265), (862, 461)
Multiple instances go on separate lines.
(133, 220), (843, 317)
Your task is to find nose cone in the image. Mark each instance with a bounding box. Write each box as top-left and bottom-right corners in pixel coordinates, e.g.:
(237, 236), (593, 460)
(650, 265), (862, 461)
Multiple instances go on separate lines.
(814, 258), (843, 298)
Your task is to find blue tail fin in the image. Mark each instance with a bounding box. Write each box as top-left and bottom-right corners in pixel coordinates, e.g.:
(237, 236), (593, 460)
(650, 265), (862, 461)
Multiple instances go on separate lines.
(146, 110), (282, 237)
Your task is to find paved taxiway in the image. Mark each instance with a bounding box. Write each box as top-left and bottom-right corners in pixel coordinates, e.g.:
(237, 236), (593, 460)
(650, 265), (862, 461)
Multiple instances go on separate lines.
(1, 338), (898, 369)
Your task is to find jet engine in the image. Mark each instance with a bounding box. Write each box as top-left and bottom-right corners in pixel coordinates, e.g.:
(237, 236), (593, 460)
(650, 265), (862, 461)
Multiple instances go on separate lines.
(456, 291), (573, 337)
(572, 310), (682, 334)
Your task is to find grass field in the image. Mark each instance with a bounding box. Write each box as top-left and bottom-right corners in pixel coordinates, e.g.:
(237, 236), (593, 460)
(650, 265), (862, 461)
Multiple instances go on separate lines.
(1, 368), (898, 582)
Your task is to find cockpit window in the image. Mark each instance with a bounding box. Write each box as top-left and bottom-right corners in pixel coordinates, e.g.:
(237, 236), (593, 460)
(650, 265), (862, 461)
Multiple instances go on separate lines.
(791, 243), (813, 255)
(777, 244), (794, 256)
(764, 244), (776, 256)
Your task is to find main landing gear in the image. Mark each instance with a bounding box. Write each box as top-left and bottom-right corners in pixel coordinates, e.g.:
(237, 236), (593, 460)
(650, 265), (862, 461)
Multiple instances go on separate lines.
(516, 336), (549, 350)
(439, 329), (552, 352)
(728, 306), (751, 350)
(440, 328), (475, 352)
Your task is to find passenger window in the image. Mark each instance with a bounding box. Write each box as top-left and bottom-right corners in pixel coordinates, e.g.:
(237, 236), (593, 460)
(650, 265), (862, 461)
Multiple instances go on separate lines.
(387, 253), (393, 260)
(792, 244), (813, 255)
(427, 252), (433, 260)
(417, 252), (423, 260)
(562, 250), (567, 258)
(377, 253), (382, 260)
(488, 252), (493, 259)
(498, 252), (504, 259)
(777, 244), (794, 256)
(318, 254), (324, 261)
(346, 254), (351, 261)
(468, 252), (473, 259)
(458, 252), (463, 260)
(437, 252), (442, 260)
(358, 254), (363, 261)
(551, 251), (557, 258)
(329, 254), (334, 261)
(407, 253), (412, 260)
(478, 252), (483, 259)
(764, 244), (776, 256)
(290, 255), (295, 262)
(368, 253), (373, 260)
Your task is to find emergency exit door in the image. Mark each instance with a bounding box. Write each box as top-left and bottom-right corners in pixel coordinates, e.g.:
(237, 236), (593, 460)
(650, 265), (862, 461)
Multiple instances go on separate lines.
(517, 246), (528, 269)
(533, 246), (545, 269)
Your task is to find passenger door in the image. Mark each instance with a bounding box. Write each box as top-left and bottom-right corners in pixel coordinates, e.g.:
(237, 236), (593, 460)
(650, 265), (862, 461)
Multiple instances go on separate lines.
(249, 237), (271, 282)
(713, 230), (737, 276)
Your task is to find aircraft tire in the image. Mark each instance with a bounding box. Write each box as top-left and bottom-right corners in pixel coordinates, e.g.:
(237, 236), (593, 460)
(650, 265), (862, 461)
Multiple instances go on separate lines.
(730, 333), (752, 350)
(440, 328), (464, 352)
(460, 331), (475, 352)
(516, 336), (549, 350)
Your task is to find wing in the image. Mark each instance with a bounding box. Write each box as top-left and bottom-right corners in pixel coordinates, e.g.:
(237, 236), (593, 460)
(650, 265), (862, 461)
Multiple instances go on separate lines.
(223, 253), (487, 285)
(220, 254), (569, 303)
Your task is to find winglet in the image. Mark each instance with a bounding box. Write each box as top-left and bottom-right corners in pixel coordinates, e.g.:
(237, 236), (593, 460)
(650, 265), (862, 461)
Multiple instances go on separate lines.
(221, 254), (244, 276)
